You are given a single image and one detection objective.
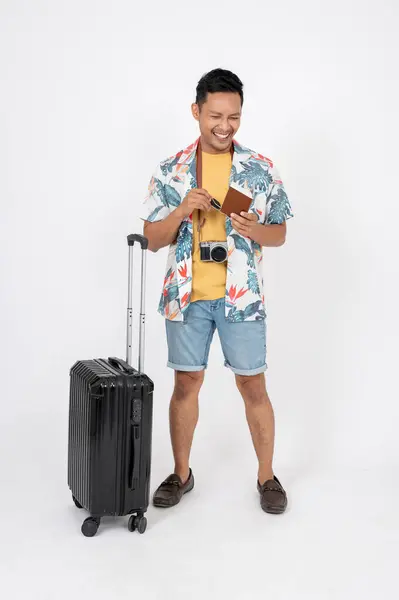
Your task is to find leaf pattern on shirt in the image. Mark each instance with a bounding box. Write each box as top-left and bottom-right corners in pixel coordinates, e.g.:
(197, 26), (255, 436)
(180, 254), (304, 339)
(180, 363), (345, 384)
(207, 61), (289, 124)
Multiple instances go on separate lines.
(267, 187), (292, 224)
(231, 234), (255, 268)
(226, 300), (264, 322)
(175, 221), (192, 262)
(154, 178), (181, 207)
(160, 152), (182, 176)
(233, 161), (273, 192)
(247, 270), (260, 294)
(147, 205), (164, 222)
(189, 159), (197, 186)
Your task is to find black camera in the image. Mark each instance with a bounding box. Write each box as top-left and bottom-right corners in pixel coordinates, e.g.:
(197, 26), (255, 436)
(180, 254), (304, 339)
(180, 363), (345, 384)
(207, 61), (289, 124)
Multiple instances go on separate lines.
(199, 241), (228, 263)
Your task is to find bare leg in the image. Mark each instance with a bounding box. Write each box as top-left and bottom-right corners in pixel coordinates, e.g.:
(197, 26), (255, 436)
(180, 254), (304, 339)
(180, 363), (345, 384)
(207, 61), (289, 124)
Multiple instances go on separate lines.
(170, 370), (204, 483)
(236, 373), (275, 485)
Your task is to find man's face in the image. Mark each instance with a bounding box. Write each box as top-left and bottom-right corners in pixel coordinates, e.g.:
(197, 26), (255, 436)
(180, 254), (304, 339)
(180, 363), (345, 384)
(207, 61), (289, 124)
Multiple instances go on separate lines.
(192, 92), (242, 153)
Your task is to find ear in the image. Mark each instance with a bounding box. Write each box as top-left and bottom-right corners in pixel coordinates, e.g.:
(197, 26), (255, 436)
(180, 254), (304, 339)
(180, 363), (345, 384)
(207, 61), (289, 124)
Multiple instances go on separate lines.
(191, 103), (200, 121)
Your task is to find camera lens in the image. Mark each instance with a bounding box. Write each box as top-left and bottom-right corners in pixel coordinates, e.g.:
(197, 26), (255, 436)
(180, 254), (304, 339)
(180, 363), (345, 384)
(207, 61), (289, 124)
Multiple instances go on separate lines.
(211, 245), (227, 263)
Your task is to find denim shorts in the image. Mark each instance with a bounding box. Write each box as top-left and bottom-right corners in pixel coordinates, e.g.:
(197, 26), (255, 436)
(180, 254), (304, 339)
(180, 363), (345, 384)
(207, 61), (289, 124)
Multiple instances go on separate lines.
(165, 299), (267, 376)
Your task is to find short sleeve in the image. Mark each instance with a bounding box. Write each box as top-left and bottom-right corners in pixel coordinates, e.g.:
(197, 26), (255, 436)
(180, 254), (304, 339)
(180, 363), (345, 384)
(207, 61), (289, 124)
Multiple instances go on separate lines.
(265, 165), (293, 225)
(140, 164), (171, 223)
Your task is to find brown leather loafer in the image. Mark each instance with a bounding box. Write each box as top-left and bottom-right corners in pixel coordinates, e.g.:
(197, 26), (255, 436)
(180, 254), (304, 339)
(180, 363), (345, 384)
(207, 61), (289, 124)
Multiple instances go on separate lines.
(257, 475), (287, 514)
(153, 469), (194, 508)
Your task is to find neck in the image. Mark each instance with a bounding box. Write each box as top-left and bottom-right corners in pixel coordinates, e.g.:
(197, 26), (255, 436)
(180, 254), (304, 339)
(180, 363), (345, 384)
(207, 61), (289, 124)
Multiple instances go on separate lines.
(199, 135), (233, 155)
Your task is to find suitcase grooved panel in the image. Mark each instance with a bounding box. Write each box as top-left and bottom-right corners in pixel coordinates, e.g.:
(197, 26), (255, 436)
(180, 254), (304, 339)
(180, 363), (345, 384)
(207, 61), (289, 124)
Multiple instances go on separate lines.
(68, 361), (109, 510)
(68, 359), (154, 518)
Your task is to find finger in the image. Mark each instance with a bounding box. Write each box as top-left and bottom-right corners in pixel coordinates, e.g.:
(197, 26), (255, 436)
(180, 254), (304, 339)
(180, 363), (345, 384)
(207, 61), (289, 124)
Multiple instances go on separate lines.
(230, 213), (248, 226)
(198, 198), (212, 211)
(232, 217), (251, 231)
(191, 193), (211, 207)
(195, 188), (212, 200)
(231, 221), (249, 236)
(193, 200), (211, 212)
(240, 211), (258, 221)
(233, 211), (257, 223)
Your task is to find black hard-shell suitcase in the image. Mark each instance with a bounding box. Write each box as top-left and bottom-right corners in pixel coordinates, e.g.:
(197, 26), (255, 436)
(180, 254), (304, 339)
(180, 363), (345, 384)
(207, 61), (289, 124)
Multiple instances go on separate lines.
(67, 234), (154, 537)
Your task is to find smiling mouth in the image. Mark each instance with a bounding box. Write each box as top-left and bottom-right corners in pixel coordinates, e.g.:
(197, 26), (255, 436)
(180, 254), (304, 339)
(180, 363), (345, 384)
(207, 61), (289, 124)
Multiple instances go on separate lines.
(213, 131), (231, 140)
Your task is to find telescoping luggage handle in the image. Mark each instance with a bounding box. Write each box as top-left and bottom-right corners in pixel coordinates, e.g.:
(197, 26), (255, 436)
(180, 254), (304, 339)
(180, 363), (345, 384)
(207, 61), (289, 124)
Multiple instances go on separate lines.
(126, 234), (148, 373)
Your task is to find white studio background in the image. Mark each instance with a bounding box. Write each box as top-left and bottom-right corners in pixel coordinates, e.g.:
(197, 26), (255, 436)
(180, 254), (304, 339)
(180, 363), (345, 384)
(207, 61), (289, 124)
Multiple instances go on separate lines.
(1, 1), (398, 599)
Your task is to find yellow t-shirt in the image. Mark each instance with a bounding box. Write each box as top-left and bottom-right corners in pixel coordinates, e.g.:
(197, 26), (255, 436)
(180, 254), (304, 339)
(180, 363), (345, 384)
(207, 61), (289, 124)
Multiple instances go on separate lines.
(191, 151), (232, 303)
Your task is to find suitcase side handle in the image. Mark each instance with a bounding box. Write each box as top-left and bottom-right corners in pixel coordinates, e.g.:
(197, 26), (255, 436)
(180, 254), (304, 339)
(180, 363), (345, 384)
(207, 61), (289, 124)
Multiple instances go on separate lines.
(129, 425), (141, 490)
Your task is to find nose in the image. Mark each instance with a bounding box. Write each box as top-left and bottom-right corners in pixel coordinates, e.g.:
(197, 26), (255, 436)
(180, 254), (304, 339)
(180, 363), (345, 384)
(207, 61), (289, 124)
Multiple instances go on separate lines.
(221, 118), (230, 131)
(216, 118), (231, 134)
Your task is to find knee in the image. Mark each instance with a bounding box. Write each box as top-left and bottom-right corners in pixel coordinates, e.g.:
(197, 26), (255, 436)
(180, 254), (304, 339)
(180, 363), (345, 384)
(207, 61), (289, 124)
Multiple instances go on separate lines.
(174, 370), (204, 399)
(235, 373), (268, 407)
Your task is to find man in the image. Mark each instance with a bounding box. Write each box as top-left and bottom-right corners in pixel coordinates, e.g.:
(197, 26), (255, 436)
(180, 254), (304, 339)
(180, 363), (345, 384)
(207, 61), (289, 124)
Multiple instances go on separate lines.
(141, 68), (293, 514)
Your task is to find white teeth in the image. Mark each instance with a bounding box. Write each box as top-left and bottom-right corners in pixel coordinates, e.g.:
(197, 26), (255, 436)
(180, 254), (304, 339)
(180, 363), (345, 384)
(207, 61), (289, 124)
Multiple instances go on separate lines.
(214, 132), (229, 138)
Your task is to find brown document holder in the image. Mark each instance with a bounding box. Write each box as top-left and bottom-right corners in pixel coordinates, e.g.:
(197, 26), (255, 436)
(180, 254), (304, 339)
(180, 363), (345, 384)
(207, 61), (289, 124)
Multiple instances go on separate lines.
(220, 186), (252, 217)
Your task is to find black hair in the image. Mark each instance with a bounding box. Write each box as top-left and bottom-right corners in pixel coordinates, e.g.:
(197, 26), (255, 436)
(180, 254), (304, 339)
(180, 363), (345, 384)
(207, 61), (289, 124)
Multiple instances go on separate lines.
(195, 68), (244, 108)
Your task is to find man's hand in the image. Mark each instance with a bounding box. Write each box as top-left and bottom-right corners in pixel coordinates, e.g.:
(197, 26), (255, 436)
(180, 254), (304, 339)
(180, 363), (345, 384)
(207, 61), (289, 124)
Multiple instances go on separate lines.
(231, 211), (259, 239)
(176, 189), (212, 220)
(231, 212), (287, 247)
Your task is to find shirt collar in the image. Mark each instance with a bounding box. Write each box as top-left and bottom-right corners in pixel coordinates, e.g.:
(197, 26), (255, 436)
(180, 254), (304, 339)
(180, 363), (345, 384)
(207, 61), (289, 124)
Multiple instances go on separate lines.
(177, 137), (252, 167)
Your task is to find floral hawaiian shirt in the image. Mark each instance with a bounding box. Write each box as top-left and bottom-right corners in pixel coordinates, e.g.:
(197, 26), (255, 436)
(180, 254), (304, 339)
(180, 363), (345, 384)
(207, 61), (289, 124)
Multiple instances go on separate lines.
(141, 138), (293, 322)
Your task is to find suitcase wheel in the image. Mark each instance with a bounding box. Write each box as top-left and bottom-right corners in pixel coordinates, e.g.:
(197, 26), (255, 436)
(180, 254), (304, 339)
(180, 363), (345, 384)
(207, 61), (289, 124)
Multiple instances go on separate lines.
(128, 514), (147, 534)
(81, 517), (101, 537)
(72, 495), (83, 509)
